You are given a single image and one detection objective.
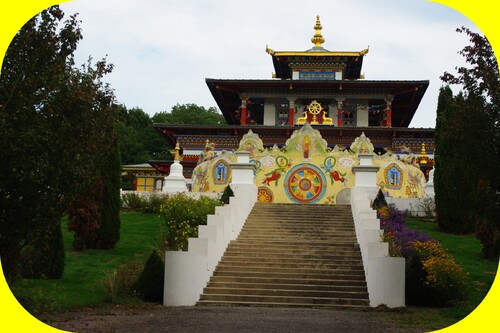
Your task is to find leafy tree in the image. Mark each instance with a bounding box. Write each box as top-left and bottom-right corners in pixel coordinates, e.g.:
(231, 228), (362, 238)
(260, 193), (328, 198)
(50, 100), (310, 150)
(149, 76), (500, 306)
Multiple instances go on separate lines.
(438, 27), (499, 257)
(117, 106), (170, 164)
(153, 103), (226, 125)
(0, 7), (117, 281)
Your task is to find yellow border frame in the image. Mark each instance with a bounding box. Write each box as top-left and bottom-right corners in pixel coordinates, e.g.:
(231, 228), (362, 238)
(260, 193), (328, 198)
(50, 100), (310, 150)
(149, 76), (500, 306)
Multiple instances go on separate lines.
(0, 1), (499, 332)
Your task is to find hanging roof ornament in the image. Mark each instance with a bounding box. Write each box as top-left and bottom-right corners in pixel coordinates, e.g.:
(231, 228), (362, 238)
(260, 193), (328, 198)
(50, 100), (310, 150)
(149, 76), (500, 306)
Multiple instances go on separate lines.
(311, 15), (325, 48)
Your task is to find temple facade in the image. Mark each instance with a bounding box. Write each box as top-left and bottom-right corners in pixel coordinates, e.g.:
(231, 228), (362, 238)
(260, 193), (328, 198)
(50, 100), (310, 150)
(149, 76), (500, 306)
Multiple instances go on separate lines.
(151, 16), (434, 192)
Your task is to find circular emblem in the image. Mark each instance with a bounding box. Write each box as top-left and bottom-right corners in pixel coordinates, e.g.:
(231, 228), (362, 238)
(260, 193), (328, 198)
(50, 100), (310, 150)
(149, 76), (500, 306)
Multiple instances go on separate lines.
(284, 164), (326, 204)
(257, 187), (274, 203)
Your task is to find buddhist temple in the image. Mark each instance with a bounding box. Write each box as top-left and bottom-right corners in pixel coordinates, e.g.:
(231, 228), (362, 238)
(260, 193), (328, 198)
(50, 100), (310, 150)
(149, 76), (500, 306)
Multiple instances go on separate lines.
(149, 16), (434, 194)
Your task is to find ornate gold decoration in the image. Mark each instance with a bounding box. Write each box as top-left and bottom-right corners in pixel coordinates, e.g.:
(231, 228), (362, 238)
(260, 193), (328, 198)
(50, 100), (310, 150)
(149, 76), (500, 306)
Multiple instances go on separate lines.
(296, 100), (333, 125)
(419, 143), (428, 165)
(311, 15), (325, 47)
(174, 142), (181, 161)
(307, 100), (322, 124)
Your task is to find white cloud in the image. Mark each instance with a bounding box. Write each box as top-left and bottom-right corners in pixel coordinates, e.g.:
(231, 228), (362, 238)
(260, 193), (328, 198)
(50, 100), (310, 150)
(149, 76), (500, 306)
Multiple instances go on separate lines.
(60, 0), (478, 127)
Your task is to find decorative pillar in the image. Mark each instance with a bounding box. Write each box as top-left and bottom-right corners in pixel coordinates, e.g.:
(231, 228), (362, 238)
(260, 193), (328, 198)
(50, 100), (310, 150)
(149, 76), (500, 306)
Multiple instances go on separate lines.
(288, 98), (295, 126)
(240, 98), (247, 125)
(336, 98), (345, 127)
(384, 97), (393, 127)
(230, 151), (255, 185)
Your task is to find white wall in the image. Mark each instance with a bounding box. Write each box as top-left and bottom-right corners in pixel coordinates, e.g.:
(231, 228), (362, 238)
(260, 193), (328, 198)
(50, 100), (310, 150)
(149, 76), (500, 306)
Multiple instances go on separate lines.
(386, 196), (435, 218)
(351, 186), (406, 308)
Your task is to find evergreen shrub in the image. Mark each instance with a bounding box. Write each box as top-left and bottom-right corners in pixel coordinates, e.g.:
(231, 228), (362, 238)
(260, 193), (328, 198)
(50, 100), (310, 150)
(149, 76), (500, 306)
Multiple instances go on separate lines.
(372, 188), (388, 210)
(220, 185), (234, 204)
(135, 250), (165, 303)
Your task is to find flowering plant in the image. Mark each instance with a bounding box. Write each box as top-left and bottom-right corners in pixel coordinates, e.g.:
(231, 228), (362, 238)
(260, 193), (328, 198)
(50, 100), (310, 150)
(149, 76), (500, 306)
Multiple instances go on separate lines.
(159, 193), (222, 250)
(407, 240), (469, 306)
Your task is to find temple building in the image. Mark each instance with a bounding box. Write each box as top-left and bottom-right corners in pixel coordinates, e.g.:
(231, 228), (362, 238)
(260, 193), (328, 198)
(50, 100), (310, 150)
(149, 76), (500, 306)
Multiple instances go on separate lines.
(149, 16), (434, 191)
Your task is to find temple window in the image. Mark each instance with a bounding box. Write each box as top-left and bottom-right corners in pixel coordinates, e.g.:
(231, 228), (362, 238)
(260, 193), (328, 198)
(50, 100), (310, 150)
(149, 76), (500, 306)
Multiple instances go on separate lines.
(275, 103), (289, 126)
(342, 105), (356, 127)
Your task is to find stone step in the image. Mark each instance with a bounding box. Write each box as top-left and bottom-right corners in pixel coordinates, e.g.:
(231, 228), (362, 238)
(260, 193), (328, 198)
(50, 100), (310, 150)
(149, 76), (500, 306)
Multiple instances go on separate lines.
(198, 294), (369, 307)
(202, 287), (369, 299)
(216, 262), (364, 271)
(219, 256), (363, 267)
(196, 299), (368, 309)
(206, 281), (368, 293)
(213, 270), (366, 281)
(235, 236), (358, 242)
(215, 265), (364, 276)
(242, 223), (354, 229)
(210, 275), (367, 287)
(221, 251), (362, 261)
(228, 239), (359, 246)
(245, 214), (353, 218)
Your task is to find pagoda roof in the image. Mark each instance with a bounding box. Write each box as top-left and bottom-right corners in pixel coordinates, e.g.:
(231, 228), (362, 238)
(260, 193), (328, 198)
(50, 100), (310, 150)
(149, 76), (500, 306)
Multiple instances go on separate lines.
(205, 78), (429, 127)
(266, 16), (369, 79)
(266, 48), (368, 80)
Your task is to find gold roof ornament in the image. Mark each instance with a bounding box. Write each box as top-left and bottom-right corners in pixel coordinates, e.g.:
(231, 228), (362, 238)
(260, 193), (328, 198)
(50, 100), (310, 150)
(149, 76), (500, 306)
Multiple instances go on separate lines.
(174, 141), (181, 161)
(419, 143), (428, 165)
(311, 15), (325, 48)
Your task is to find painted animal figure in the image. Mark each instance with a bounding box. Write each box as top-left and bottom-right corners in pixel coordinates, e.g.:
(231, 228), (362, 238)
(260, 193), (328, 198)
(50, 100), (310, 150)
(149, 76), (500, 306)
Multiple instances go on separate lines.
(262, 171), (281, 186)
(329, 170), (345, 184)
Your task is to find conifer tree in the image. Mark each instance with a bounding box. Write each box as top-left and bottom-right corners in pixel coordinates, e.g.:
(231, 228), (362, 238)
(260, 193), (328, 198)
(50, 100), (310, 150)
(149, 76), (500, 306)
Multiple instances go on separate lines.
(437, 27), (499, 252)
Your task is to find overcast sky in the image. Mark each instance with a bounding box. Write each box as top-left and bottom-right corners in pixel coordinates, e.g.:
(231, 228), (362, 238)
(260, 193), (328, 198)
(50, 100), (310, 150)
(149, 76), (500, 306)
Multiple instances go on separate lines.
(59, 0), (478, 128)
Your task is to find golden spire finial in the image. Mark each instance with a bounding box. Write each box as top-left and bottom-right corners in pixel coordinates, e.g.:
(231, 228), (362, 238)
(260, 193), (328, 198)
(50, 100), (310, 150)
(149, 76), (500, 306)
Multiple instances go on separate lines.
(174, 141), (181, 161)
(311, 15), (325, 47)
(419, 143), (428, 165)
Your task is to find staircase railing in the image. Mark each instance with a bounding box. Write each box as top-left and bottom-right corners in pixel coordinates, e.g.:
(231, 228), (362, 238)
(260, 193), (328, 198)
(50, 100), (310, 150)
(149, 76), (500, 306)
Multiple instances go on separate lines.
(350, 186), (406, 308)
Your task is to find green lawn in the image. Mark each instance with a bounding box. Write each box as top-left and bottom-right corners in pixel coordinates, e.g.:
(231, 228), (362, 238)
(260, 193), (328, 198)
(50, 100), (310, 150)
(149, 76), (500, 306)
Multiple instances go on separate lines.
(388, 218), (499, 331)
(11, 212), (165, 313)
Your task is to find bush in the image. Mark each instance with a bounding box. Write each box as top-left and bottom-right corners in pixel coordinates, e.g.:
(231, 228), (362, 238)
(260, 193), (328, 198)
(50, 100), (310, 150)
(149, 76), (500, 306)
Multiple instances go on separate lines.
(142, 193), (169, 214)
(380, 205), (431, 257)
(101, 260), (143, 302)
(20, 220), (65, 279)
(135, 250), (165, 303)
(121, 192), (169, 213)
(372, 188), (388, 209)
(159, 193), (222, 250)
(406, 240), (469, 306)
(121, 192), (146, 210)
(220, 185), (234, 205)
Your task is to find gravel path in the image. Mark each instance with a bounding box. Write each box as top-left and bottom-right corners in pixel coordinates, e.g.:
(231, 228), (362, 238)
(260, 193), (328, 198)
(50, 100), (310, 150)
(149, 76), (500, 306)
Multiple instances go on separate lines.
(43, 305), (430, 333)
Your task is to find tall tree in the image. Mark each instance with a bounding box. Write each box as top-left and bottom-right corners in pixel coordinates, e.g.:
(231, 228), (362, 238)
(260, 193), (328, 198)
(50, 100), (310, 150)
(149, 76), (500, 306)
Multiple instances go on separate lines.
(0, 7), (118, 281)
(438, 27), (499, 257)
(117, 106), (169, 164)
(153, 103), (226, 125)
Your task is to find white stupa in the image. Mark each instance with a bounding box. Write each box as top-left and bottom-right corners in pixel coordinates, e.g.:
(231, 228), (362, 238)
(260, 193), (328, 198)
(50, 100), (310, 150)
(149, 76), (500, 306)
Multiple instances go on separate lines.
(162, 142), (188, 193)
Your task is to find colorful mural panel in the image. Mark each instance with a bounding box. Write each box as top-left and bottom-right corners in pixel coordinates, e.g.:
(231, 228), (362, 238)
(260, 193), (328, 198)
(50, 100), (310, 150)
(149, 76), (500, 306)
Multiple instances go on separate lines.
(191, 124), (427, 201)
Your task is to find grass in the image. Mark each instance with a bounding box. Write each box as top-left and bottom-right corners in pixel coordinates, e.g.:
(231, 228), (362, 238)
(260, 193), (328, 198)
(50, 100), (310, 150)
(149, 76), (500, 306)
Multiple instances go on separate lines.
(386, 217), (499, 331)
(11, 211), (166, 313)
